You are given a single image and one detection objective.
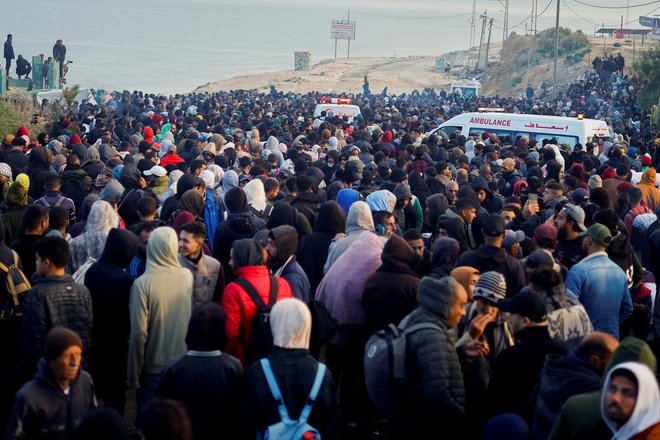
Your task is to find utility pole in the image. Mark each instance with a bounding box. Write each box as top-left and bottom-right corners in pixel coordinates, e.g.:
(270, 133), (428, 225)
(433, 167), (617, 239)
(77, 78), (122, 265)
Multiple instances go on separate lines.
(477, 11), (488, 70)
(347, 10), (351, 58)
(503, 0), (509, 42)
(485, 17), (494, 68)
(470, 0), (477, 49)
(552, 0), (560, 97)
(531, 0), (538, 35)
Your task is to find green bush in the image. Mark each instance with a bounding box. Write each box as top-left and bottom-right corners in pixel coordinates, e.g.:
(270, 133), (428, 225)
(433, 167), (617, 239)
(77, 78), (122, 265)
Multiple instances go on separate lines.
(511, 75), (523, 86)
(634, 45), (660, 110)
(0, 99), (42, 139)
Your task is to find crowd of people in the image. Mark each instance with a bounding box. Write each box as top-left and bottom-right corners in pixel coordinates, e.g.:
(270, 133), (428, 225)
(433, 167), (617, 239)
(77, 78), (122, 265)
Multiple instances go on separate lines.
(0, 57), (658, 440)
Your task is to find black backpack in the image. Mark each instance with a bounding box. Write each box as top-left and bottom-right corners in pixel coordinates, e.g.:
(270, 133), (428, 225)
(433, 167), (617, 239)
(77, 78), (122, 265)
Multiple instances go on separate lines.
(62, 177), (86, 216)
(234, 275), (279, 367)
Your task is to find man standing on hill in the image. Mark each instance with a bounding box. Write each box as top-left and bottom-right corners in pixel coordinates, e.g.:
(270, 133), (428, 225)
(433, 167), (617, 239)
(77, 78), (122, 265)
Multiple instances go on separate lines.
(53, 39), (66, 78)
(4, 34), (14, 76)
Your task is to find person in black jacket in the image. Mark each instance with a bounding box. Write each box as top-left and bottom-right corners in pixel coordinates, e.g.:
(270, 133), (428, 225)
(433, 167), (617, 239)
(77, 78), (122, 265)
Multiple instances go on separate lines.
(532, 331), (618, 439)
(266, 225), (311, 304)
(241, 298), (338, 439)
(390, 276), (482, 439)
(361, 235), (420, 338)
(487, 292), (569, 420)
(455, 214), (526, 298)
(117, 164), (150, 228)
(297, 201), (345, 295)
(6, 328), (96, 439)
(290, 175), (321, 226)
(84, 228), (138, 415)
(22, 146), (53, 200)
(16, 237), (93, 386)
(159, 302), (244, 440)
(213, 187), (266, 283)
(4, 34), (14, 76)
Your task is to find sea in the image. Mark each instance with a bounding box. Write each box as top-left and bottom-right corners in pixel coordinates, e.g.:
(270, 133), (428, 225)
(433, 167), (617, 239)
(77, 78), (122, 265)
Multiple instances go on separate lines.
(4, 0), (653, 95)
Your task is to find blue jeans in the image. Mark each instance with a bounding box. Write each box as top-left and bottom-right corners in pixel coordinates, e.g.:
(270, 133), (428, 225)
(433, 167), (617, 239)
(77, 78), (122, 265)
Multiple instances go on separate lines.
(137, 373), (162, 416)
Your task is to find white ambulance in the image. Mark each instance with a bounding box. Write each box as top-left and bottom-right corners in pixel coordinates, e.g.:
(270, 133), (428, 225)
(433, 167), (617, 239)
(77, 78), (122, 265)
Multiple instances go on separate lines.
(428, 112), (611, 150)
(314, 97), (362, 123)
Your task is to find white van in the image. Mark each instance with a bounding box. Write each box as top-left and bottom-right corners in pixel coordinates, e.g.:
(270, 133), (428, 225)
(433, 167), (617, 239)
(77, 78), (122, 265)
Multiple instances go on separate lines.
(314, 98), (361, 123)
(427, 112), (611, 150)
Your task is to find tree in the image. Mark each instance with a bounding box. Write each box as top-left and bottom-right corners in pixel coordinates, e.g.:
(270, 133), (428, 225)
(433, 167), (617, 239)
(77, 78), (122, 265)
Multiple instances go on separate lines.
(634, 45), (660, 110)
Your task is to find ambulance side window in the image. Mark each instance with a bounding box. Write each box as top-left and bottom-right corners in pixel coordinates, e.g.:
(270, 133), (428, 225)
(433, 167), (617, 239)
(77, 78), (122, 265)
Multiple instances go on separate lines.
(439, 126), (462, 138)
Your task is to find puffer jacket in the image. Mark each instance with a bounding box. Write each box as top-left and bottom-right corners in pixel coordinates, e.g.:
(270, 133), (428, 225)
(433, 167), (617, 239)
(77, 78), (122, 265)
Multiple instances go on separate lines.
(391, 280), (465, 437)
(6, 358), (96, 440)
(18, 275), (93, 379)
(497, 169), (521, 198)
(178, 254), (225, 307)
(221, 265), (292, 365)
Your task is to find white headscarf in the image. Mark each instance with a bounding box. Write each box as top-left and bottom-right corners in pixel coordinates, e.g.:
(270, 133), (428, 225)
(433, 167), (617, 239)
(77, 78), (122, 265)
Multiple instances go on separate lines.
(269, 298), (312, 349)
(244, 178), (267, 212)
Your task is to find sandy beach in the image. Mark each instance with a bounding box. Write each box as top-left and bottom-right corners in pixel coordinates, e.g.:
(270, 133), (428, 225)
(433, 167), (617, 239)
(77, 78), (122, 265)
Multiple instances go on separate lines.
(194, 56), (457, 95)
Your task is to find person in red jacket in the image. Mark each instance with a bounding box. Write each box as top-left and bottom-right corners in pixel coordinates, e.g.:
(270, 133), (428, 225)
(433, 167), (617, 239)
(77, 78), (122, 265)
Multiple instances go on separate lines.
(160, 143), (185, 168)
(221, 238), (292, 365)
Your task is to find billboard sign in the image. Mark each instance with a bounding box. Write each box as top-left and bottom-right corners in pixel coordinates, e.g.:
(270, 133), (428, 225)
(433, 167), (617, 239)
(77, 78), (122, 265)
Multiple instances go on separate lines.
(639, 16), (660, 28)
(331, 20), (356, 40)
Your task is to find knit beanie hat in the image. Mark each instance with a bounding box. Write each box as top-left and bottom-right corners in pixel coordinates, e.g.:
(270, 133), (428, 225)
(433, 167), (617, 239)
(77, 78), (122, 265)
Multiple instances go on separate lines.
(588, 174), (602, 189)
(0, 163), (12, 180)
(393, 184), (412, 201)
(269, 225), (299, 265)
(185, 302), (227, 351)
(473, 271), (507, 304)
(44, 327), (83, 361)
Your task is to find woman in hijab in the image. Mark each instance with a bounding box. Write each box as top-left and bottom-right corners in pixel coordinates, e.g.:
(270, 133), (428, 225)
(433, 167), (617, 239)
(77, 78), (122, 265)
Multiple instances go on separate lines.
(243, 179), (270, 220)
(69, 200), (119, 273)
(220, 170), (239, 201)
(213, 187), (267, 282)
(424, 193), (449, 234)
(178, 189), (205, 222)
(241, 298), (338, 439)
(429, 237), (460, 278)
(336, 188), (360, 214)
(82, 146), (104, 180)
(267, 200), (312, 239)
(84, 229), (139, 414)
(408, 171), (431, 210)
(1, 182), (28, 245)
(161, 174), (199, 225)
(365, 190), (396, 213)
(297, 201), (346, 294)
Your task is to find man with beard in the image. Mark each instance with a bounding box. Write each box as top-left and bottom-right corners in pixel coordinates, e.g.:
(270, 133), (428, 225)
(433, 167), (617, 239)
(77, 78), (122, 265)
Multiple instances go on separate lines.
(553, 205), (586, 270)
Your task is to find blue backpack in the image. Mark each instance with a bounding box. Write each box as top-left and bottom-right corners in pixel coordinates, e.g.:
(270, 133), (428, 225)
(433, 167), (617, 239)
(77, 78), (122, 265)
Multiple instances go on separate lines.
(259, 358), (326, 440)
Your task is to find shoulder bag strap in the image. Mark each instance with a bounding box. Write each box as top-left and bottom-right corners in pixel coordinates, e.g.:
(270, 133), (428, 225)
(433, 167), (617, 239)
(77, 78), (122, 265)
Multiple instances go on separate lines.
(233, 278), (267, 311)
(54, 196), (65, 207)
(299, 363), (326, 424)
(260, 358), (291, 423)
(267, 275), (278, 308)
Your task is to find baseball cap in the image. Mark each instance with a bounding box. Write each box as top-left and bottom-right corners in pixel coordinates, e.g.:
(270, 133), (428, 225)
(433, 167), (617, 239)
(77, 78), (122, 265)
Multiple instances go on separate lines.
(473, 271), (507, 305)
(567, 188), (589, 205)
(144, 165), (166, 177)
(580, 222), (612, 246)
(525, 249), (555, 269)
(482, 214), (505, 237)
(533, 223), (558, 248)
(502, 230), (525, 249)
(563, 204), (587, 231)
(498, 292), (548, 322)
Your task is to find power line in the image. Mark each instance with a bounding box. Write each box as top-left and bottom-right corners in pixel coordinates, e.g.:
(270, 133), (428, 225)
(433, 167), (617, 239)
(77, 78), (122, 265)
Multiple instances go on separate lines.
(562, 0), (603, 26)
(350, 10), (470, 20)
(572, 0), (660, 9)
